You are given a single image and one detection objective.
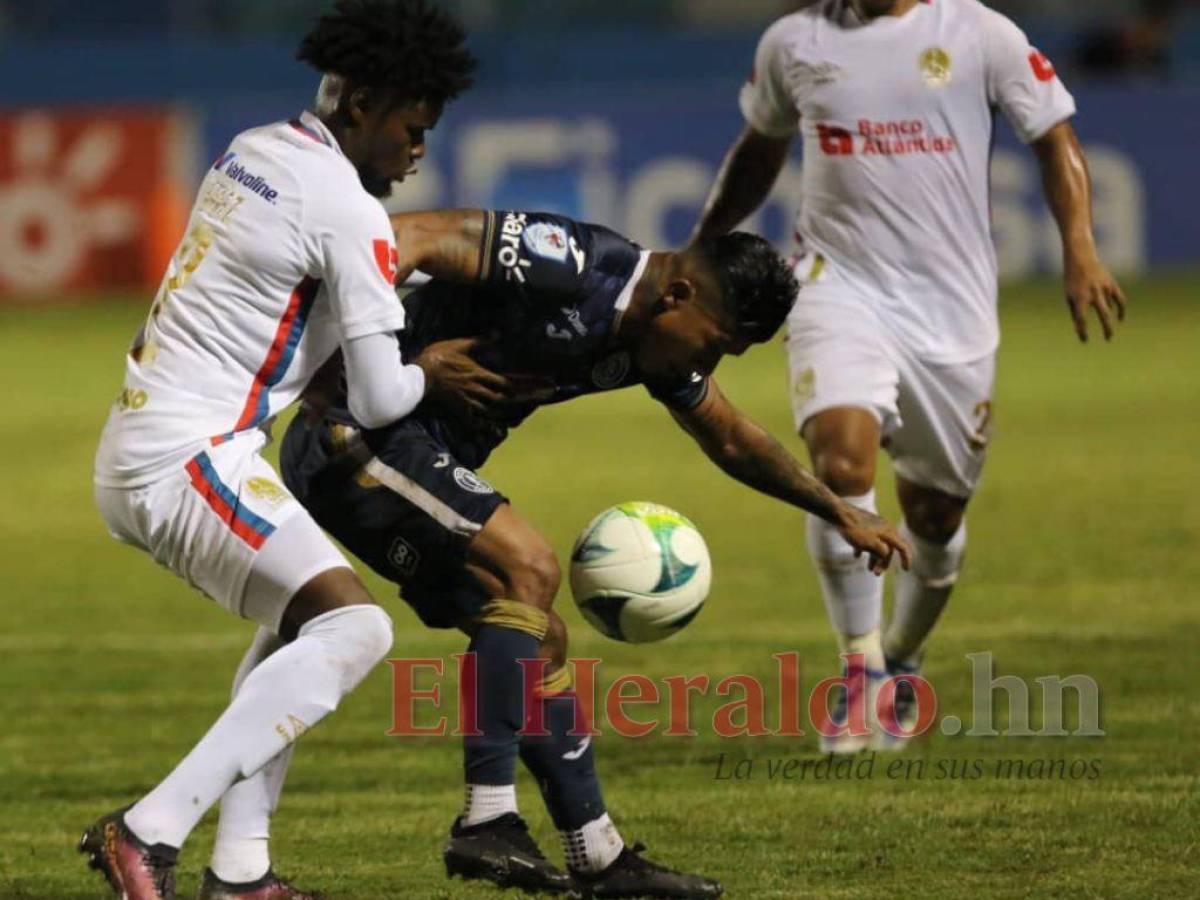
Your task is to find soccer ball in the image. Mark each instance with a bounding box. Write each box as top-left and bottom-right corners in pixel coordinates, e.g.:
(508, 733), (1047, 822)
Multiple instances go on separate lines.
(569, 502), (712, 643)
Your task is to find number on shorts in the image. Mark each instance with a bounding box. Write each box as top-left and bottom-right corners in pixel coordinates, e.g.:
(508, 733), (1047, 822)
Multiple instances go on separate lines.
(969, 400), (993, 452)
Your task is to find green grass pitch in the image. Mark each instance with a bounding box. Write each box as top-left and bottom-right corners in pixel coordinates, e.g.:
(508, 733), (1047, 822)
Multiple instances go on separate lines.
(0, 273), (1197, 899)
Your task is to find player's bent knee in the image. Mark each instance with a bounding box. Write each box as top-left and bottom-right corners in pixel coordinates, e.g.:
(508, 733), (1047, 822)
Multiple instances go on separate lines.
(351, 604), (395, 667)
(907, 507), (965, 544)
(813, 453), (875, 497)
(305, 603), (394, 690)
(280, 566), (375, 641)
(899, 482), (968, 544)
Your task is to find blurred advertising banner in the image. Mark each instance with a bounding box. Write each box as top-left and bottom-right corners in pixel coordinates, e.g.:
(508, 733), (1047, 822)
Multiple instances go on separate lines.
(373, 82), (1190, 278)
(211, 82), (1198, 279)
(0, 107), (196, 300)
(230, 82), (1199, 279)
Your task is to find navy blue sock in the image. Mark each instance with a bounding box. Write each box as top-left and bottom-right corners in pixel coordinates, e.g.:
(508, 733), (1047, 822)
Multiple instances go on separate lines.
(520, 691), (607, 830)
(464, 623), (541, 785)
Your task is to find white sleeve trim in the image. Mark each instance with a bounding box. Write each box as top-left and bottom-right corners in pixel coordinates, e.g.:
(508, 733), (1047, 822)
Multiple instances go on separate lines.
(740, 88), (801, 138)
(1016, 103), (1077, 145)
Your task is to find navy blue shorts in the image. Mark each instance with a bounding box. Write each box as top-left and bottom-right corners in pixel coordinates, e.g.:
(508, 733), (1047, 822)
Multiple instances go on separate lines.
(279, 414), (507, 629)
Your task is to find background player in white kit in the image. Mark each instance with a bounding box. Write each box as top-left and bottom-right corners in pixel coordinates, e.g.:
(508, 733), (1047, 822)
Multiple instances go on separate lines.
(692, 0), (1127, 751)
(78, 3), (497, 898)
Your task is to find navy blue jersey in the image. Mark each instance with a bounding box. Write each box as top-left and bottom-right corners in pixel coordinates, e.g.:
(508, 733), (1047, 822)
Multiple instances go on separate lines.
(337, 211), (708, 468)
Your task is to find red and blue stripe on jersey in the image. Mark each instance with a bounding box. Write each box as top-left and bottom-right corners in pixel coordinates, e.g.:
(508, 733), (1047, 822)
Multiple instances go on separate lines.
(213, 276), (320, 447)
(186, 451), (277, 550)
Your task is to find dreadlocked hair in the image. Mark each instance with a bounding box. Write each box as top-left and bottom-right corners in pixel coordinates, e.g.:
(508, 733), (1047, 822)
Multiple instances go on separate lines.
(694, 232), (799, 343)
(297, 0), (477, 107)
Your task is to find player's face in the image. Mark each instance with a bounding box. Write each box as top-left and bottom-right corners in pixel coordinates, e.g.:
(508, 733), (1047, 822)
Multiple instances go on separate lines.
(355, 98), (442, 198)
(636, 299), (745, 381)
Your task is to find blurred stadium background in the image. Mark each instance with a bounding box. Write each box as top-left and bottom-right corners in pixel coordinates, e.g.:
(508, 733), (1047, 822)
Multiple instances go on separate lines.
(1, 0), (1199, 297)
(2, 2), (1198, 898)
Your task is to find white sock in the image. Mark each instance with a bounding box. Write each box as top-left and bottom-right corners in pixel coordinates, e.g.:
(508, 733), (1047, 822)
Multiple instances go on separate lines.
(210, 628), (293, 884)
(884, 521), (966, 666)
(562, 813), (624, 873)
(209, 749), (292, 884)
(806, 490), (884, 642)
(844, 629), (885, 674)
(461, 784), (518, 827)
(125, 605), (393, 849)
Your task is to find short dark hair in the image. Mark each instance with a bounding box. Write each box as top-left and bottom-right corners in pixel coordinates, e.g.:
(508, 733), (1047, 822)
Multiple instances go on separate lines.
(693, 232), (798, 343)
(297, 0), (477, 107)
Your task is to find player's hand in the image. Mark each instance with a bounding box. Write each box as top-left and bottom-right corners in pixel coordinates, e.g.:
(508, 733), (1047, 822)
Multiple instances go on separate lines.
(835, 505), (912, 576)
(1064, 256), (1127, 343)
(414, 337), (512, 418)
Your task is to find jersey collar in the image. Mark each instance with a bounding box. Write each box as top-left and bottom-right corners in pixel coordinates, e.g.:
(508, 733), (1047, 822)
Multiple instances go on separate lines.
(614, 251), (652, 315)
(611, 250), (652, 336)
(290, 111), (343, 157)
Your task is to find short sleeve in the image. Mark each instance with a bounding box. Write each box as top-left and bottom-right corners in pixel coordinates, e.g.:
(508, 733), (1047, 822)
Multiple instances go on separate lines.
(646, 372), (709, 412)
(309, 179), (407, 342)
(739, 21), (801, 138)
(479, 210), (628, 297)
(983, 11), (1076, 144)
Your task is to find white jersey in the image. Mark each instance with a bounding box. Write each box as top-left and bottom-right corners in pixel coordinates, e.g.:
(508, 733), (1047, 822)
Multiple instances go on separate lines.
(95, 111), (407, 487)
(741, 0), (1075, 363)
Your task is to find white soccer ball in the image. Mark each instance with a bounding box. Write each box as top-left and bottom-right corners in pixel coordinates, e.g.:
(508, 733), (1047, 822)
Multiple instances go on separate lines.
(569, 502), (712, 643)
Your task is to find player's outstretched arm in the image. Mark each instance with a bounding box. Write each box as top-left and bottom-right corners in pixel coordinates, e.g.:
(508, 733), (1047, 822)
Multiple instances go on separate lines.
(1031, 121), (1128, 343)
(669, 380), (911, 574)
(690, 126), (792, 244)
(390, 209), (489, 283)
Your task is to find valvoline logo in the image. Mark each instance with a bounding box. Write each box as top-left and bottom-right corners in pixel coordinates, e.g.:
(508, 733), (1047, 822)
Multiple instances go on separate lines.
(212, 151), (279, 204)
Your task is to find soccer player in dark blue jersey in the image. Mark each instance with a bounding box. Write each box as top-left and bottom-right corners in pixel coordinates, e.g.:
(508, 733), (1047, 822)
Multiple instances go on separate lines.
(280, 209), (911, 898)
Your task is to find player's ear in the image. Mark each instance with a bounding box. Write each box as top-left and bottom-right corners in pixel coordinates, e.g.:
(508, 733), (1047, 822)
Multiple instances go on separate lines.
(346, 87), (375, 125)
(661, 279), (695, 310)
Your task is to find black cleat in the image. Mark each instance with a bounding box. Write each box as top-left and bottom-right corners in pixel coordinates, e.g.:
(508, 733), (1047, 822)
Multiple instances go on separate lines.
(78, 808), (178, 899)
(443, 812), (578, 895)
(572, 843), (723, 899)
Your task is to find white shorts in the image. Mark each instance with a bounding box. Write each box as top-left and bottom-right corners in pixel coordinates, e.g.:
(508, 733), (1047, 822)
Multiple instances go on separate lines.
(95, 433), (350, 632)
(785, 274), (995, 499)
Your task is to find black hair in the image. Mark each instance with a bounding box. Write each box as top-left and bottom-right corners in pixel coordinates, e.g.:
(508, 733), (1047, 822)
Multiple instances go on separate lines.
(297, 0), (477, 107)
(693, 232), (798, 343)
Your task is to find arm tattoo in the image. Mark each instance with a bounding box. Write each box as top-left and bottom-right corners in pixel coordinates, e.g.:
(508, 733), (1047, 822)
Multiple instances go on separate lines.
(717, 416), (846, 524)
(673, 386), (846, 525)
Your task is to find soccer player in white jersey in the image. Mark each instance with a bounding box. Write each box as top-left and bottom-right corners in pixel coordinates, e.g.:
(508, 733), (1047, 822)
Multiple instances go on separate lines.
(78, 3), (498, 898)
(692, 0), (1127, 752)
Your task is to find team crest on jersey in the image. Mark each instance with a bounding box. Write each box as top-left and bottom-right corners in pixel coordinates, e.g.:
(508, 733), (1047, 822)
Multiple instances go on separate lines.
(245, 477), (289, 508)
(522, 222), (570, 263)
(592, 352), (631, 390)
(919, 47), (952, 88)
(454, 467), (495, 495)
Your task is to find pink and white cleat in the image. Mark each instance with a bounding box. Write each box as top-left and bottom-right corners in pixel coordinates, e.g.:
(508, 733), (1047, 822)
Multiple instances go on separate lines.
(78, 808), (178, 900)
(196, 867), (325, 900)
